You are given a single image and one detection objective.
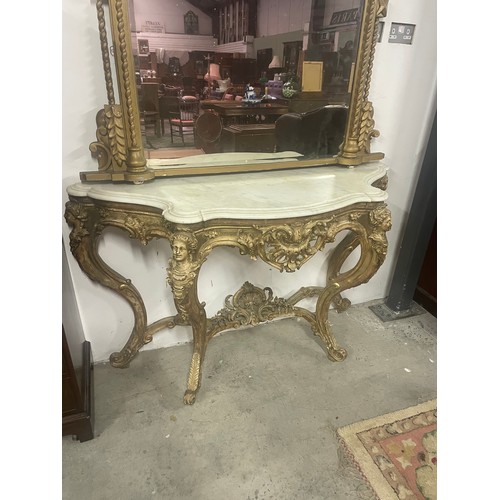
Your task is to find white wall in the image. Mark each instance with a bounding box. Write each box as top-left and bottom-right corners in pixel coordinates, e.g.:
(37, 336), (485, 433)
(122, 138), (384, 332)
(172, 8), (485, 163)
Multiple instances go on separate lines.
(62, 0), (436, 363)
(130, 32), (218, 53)
(370, 0), (437, 278)
(252, 30), (304, 61)
(257, 0), (313, 36)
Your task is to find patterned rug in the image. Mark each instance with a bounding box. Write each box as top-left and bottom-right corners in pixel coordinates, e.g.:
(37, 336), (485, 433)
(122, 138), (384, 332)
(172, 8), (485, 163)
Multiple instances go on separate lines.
(337, 400), (437, 500)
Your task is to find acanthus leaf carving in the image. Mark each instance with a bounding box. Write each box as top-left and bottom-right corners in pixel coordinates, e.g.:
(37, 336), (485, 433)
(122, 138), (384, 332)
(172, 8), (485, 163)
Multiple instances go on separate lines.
(358, 101), (380, 154)
(372, 174), (388, 191)
(64, 202), (91, 255)
(208, 282), (295, 337)
(377, 0), (389, 17)
(236, 217), (339, 272)
(89, 104), (127, 172)
(123, 215), (153, 245)
(368, 205), (392, 264)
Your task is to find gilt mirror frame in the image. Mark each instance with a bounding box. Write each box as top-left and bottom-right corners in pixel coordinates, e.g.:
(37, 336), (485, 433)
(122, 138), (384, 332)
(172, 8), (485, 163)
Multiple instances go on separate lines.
(81, 0), (389, 183)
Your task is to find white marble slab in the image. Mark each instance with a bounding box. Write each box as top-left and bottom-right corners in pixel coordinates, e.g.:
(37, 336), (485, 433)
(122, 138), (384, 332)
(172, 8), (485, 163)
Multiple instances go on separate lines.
(67, 163), (388, 224)
(147, 151), (304, 168)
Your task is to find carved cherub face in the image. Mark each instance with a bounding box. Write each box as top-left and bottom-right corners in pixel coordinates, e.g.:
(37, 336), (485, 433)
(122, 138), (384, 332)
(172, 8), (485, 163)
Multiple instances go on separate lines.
(171, 232), (198, 262)
(370, 206), (392, 232)
(380, 213), (392, 231)
(172, 239), (188, 261)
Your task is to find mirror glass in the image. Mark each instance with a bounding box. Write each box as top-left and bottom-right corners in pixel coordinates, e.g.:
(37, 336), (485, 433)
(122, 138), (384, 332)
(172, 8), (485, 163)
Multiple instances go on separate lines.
(128, 0), (363, 164)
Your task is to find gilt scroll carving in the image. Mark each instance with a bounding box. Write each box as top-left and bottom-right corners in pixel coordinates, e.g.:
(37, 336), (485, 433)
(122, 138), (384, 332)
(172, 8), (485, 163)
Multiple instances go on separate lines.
(65, 195), (391, 404)
(209, 282), (295, 338)
(89, 105), (127, 173)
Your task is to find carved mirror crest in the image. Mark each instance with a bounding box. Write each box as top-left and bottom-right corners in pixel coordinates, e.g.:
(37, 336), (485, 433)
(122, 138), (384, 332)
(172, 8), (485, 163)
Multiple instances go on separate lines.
(83, 0), (388, 183)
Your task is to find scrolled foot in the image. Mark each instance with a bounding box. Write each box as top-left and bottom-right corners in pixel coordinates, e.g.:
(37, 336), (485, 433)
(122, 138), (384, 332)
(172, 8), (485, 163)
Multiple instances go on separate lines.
(109, 351), (132, 368)
(183, 390), (197, 405)
(333, 296), (351, 313)
(327, 347), (348, 362)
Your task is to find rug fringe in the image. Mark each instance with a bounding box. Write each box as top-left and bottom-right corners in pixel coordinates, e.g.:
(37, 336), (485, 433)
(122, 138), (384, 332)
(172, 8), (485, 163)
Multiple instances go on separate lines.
(337, 433), (380, 500)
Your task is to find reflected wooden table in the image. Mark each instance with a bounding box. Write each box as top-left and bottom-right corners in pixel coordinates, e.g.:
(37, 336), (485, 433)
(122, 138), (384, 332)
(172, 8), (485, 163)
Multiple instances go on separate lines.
(201, 101), (289, 124)
(65, 164), (391, 404)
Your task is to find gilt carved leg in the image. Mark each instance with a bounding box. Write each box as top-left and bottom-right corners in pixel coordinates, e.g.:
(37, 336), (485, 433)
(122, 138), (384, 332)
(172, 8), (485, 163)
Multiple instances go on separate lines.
(326, 231), (360, 313)
(313, 282), (349, 362)
(65, 201), (150, 368)
(167, 232), (208, 405)
(316, 205), (392, 361)
(182, 291), (208, 404)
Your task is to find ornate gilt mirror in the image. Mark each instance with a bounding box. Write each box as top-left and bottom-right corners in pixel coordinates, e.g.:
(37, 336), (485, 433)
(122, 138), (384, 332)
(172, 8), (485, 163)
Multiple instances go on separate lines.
(82, 0), (388, 183)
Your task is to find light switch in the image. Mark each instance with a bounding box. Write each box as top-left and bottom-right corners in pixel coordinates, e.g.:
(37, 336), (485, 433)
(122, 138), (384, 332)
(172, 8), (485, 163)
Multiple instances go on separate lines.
(388, 23), (415, 44)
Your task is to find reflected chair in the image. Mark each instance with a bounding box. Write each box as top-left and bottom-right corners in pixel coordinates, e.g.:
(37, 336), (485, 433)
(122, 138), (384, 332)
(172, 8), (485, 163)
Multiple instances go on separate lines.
(195, 111), (223, 153)
(275, 105), (348, 157)
(140, 82), (161, 137)
(168, 96), (200, 145)
(159, 96), (174, 136)
(160, 95), (181, 137)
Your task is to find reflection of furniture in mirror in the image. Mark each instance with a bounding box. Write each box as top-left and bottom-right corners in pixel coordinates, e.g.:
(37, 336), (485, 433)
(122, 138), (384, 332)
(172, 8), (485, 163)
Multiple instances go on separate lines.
(217, 78), (232, 92)
(168, 57), (182, 76)
(162, 85), (181, 97)
(194, 111), (223, 153)
(283, 41), (303, 76)
(275, 105), (348, 157)
(203, 101), (289, 126)
(181, 77), (197, 96)
(222, 124), (276, 153)
(137, 51), (158, 78)
(205, 63), (222, 93)
(266, 81), (283, 98)
(79, 0), (388, 182)
(161, 95), (181, 137)
(140, 82), (161, 137)
(230, 58), (258, 85)
(159, 96), (171, 136)
(168, 96), (200, 144)
(257, 48), (273, 80)
(284, 92), (349, 113)
(222, 90), (235, 100)
(302, 61), (324, 92)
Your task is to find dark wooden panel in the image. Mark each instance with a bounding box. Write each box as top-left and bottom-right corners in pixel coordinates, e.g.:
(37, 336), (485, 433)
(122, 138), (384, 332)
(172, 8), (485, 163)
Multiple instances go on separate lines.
(222, 124), (276, 152)
(414, 221), (437, 317)
(62, 326), (94, 442)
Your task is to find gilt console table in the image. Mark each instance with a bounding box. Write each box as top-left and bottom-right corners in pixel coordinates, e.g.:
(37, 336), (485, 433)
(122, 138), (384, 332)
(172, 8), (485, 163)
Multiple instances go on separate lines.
(65, 163), (391, 404)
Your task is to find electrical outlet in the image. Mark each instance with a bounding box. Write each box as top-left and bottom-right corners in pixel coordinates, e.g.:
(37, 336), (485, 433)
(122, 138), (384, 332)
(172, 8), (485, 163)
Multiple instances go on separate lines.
(388, 23), (415, 44)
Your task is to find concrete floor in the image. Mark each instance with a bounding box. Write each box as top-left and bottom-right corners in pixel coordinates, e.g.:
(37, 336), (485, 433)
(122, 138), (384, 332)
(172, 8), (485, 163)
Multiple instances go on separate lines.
(62, 299), (437, 500)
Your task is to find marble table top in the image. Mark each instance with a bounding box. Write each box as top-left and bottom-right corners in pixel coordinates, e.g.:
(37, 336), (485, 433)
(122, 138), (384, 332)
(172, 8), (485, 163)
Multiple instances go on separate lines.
(67, 160), (388, 224)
